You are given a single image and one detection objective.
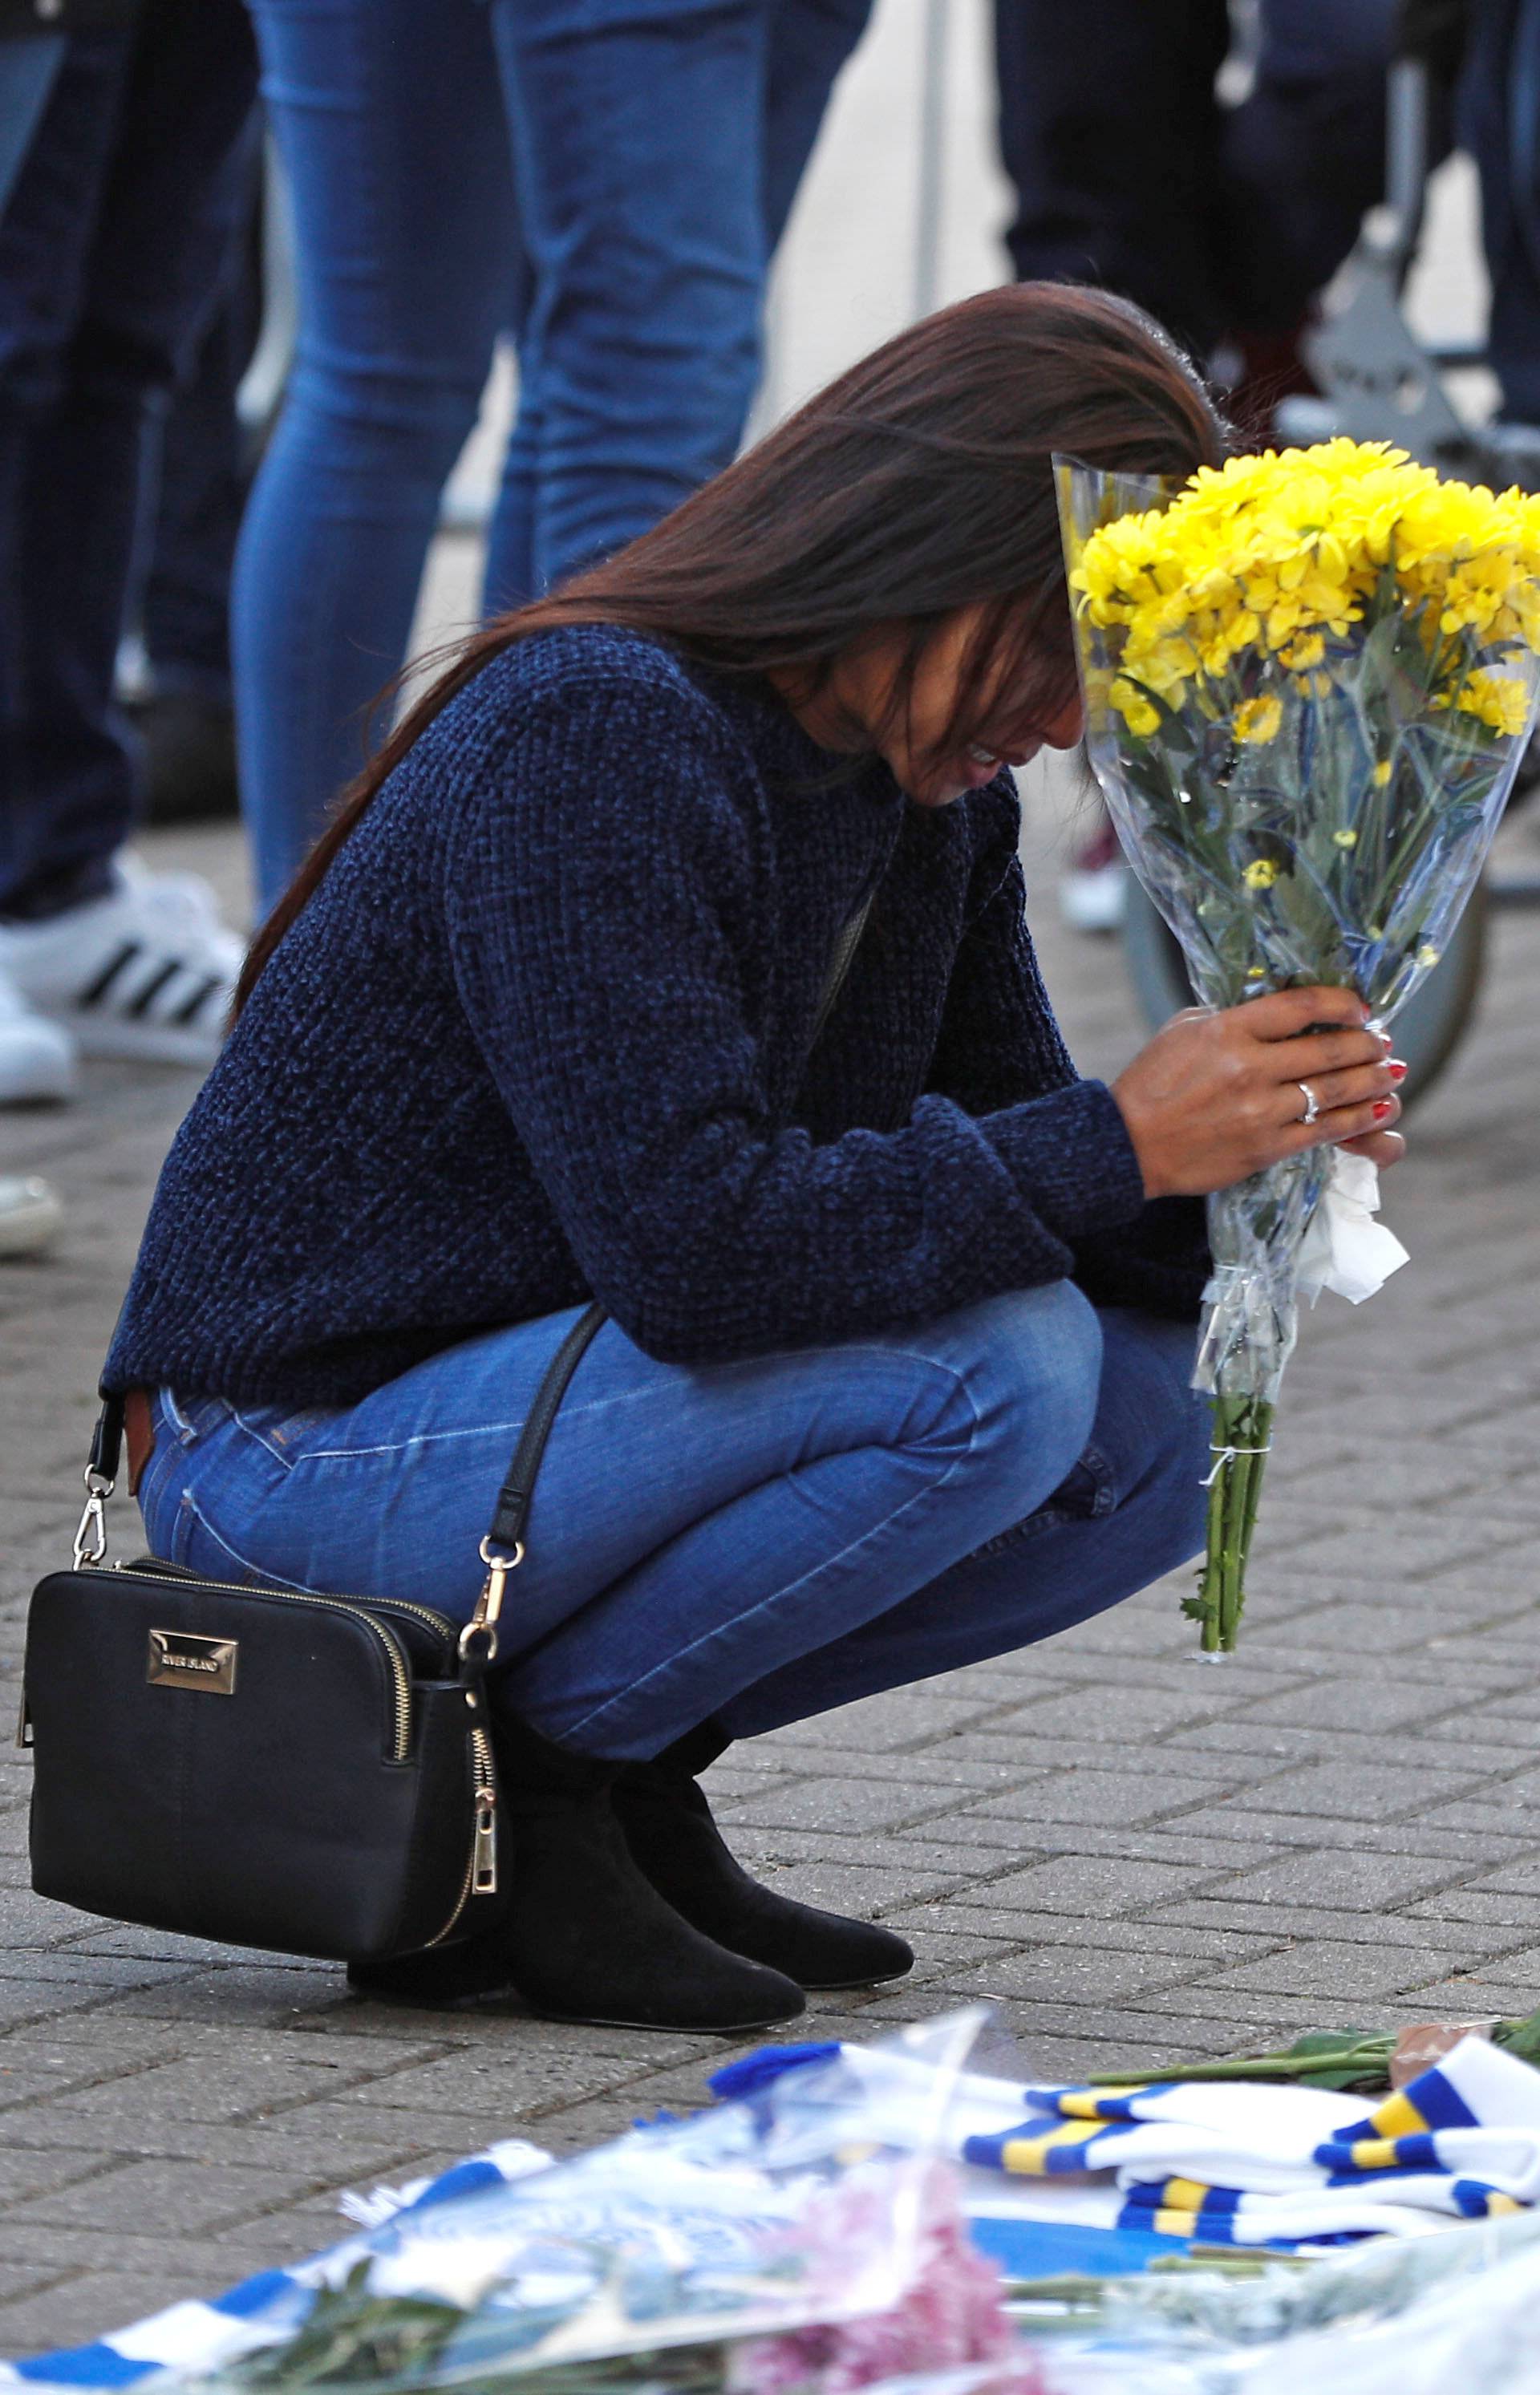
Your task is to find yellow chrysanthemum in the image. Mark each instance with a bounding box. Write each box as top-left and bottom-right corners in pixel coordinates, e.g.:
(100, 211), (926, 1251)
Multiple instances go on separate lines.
(1108, 677), (1160, 738)
(1453, 671), (1531, 738)
(1242, 857), (1280, 890)
(1069, 440), (1540, 727)
(1234, 695), (1283, 744)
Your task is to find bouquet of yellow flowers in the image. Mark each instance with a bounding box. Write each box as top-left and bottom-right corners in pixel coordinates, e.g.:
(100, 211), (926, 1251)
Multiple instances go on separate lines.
(1057, 440), (1540, 1652)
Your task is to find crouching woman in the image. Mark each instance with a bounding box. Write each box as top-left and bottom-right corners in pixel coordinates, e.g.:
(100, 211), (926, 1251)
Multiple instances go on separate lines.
(104, 284), (1404, 2032)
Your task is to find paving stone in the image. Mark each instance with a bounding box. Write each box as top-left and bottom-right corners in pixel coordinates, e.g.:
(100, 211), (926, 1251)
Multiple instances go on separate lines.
(330, 2048), (678, 2118)
(37, 2051), (431, 2130)
(1153, 1899), (1528, 1955)
(729, 1826), (1011, 1881)
(1204, 1850), (1467, 1911)
(721, 1777), (963, 1834)
(950, 1771), (1231, 1831)
(1010, 1916), (1289, 1966)
(0, 2222), (306, 2293)
(1169, 1805), (1540, 1864)
(749, 1858), (958, 1914)
(88, 1965), (356, 2025)
(1405, 1889), (1540, 1930)
(1219, 1758), (1496, 1821)
(2, 2157), (329, 2236)
(923, 1947), (1204, 2004)
(0, 2272), (222, 2360)
(1189, 1939), (1473, 2001)
(967, 1858), (1218, 1914)
(1219, 1680), (1485, 1734)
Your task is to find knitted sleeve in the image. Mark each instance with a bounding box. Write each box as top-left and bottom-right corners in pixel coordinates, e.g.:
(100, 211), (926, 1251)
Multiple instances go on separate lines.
(927, 788), (1210, 1324)
(444, 674), (1150, 1364)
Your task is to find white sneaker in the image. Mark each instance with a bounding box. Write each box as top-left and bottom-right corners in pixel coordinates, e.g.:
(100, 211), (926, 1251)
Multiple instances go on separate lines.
(0, 853), (245, 1065)
(0, 967), (76, 1104)
(0, 1176), (63, 1257)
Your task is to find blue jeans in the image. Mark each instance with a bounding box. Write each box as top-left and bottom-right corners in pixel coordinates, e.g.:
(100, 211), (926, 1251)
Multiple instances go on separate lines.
(1461, 0), (1540, 422)
(134, 147), (262, 707)
(137, 1284), (1210, 1761)
(233, 0), (872, 914)
(0, 0), (258, 920)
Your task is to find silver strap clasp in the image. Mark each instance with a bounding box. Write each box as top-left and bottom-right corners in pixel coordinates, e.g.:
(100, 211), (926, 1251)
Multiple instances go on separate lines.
(71, 1469), (113, 1570)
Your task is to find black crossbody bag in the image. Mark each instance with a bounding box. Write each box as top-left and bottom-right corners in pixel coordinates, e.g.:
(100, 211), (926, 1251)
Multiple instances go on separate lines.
(18, 897), (871, 1964)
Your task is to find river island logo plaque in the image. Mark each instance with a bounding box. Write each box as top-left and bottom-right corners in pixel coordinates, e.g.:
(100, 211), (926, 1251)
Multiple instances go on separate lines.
(148, 1629), (238, 1695)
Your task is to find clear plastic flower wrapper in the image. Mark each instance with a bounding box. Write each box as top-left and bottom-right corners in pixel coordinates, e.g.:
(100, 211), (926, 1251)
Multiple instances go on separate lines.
(1056, 440), (1540, 1651)
(199, 2011), (1051, 2395)
(1043, 2209), (1540, 2395)
(47, 2008), (1540, 2395)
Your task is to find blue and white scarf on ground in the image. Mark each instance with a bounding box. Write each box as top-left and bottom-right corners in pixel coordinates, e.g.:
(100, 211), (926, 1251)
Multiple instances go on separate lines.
(0, 2141), (553, 2388)
(959, 2034), (1540, 2247)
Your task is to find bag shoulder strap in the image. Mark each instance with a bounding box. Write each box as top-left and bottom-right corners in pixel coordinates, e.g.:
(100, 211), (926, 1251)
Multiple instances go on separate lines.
(83, 894), (875, 1581)
(484, 1299), (606, 1560)
(808, 891), (872, 1056)
(479, 885), (873, 1561)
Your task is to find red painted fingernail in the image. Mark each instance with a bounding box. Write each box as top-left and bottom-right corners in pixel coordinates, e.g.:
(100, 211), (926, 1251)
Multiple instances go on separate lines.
(1388, 1060), (1407, 1080)
(1380, 1031), (1394, 1048)
(1372, 1100), (1394, 1119)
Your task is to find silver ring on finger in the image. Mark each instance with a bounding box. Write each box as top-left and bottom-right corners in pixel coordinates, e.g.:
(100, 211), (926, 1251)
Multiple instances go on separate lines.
(1296, 1080), (1320, 1126)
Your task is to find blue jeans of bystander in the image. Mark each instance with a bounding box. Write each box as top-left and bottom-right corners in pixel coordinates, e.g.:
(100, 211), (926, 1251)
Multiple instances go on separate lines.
(137, 1283), (1210, 1761)
(0, 0), (257, 921)
(233, 0), (871, 912)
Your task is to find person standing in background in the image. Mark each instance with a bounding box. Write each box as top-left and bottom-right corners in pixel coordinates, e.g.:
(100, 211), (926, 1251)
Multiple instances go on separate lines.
(0, 0), (258, 1099)
(994, 0), (1400, 933)
(995, 0), (1400, 428)
(234, 0), (875, 918)
(127, 158), (265, 828)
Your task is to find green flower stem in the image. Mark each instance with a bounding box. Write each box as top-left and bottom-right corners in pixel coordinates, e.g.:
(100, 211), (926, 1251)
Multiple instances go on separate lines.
(1191, 1397), (1274, 1653)
(1085, 2005), (1540, 2093)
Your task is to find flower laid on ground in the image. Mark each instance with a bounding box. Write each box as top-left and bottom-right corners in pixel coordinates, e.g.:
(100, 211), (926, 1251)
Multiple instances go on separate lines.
(222, 2157), (1048, 2395)
(1059, 440), (1540, 1651)
(1085, 2002), (1540, 2096)
(730, 2166), (1045, 2395)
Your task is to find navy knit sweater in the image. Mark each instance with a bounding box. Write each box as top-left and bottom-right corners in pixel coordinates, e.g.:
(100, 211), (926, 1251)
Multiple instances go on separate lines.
(106, 627), (1206, 1405)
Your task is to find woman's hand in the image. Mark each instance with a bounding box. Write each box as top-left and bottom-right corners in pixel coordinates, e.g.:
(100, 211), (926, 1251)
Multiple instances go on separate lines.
(1111, 987), (1406, 1200)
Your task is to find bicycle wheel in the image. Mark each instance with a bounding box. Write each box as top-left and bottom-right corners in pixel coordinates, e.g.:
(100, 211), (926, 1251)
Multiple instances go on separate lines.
(1119, 875), (1487, 1110)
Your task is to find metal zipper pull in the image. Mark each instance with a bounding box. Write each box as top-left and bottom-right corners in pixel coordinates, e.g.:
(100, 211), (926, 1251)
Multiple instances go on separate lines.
(472, 1789), (498, 1895)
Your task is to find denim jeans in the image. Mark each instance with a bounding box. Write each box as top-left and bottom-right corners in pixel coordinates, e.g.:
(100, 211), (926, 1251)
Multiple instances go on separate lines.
(0, 0), (258, 920)
(995, 0), (1397, 357)
(137, 1283), (1210, 1762)
(233, 0), (872, 914)
(0, 35), (64, 220)
(1461, 0), (1540, 422)
(134, 148), (262, 707)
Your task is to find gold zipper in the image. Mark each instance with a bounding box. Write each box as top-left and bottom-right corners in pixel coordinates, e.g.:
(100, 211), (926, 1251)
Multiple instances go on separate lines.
(111, 1559), (458, 1646)
(470, 1726), (498, 1894)
(108, 1566), (418, 1762)
(424, 1724), (500, 1947)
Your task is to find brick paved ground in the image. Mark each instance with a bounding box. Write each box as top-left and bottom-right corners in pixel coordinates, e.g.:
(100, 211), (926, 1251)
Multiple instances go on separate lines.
(2, 776), (1539, 2352)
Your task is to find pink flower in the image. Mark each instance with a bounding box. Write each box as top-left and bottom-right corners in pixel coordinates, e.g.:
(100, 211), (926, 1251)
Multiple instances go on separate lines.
(729, 2164), (1048, 2395)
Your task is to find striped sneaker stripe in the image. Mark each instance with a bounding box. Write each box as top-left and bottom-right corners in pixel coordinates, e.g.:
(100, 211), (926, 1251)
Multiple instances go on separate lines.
(123, 958), (184, 1019)
(168, 973), (227, 1027)
(75, 940), (143, 1008)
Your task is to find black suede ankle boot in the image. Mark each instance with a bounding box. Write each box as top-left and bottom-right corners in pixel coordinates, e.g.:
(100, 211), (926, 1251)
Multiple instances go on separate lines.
(350, 1712), (804, 2033)
(612, 1721), (913, 1992)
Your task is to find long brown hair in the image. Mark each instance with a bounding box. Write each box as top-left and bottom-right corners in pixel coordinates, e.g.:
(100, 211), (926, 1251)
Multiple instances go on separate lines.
(237, 282), (1226, 1011)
